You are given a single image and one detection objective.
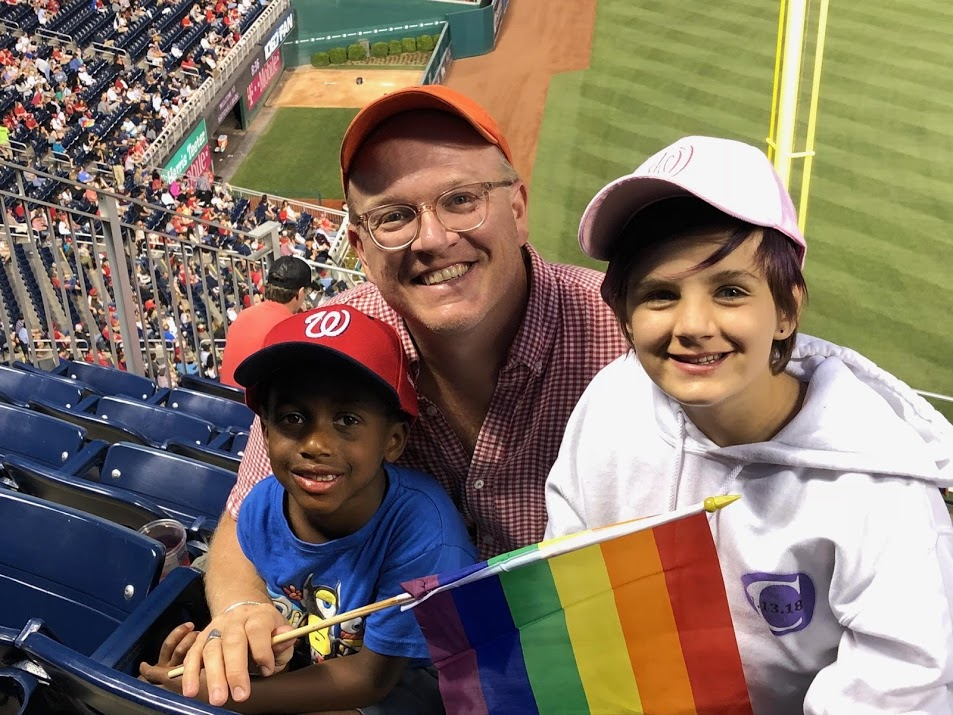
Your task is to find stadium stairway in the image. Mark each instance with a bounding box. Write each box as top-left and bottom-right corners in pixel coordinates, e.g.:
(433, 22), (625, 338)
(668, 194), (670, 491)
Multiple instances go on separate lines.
(2, 247), (42, 337)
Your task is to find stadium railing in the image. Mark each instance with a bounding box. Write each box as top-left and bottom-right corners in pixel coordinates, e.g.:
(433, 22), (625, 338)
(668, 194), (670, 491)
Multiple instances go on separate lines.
(0, 160), (366, 381)
(0, 160), (274, 379)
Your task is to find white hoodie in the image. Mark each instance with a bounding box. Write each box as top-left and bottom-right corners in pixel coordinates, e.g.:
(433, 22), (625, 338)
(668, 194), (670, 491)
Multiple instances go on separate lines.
(545, 334), (953, 714)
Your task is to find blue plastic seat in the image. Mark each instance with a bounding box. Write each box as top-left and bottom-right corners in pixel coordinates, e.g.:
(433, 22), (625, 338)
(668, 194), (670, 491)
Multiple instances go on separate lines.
(93, 442), (235, 527)
(31, 397), (217, 450)
(0, 364), (87, 410)
(0, 402), (95, 468)
(0, 490), (163, 656)
(158, 388), (254, 432)
(15, 568), (228, 713)
(176, 374), (245, 403)
(1, 454), (170, 533)
(56, 361), (158, 401)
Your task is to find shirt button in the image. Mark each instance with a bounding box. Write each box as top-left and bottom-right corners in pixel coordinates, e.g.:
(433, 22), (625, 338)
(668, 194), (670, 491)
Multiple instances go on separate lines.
(426, 405), (438, 417)
(535, 361), (544, 372)
(473, 479), (485, 490)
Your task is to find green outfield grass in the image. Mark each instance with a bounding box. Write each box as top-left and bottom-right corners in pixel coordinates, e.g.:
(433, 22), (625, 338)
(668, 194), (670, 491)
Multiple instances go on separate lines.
(230, 107), (358, 201)
(531, 0), (953, 417)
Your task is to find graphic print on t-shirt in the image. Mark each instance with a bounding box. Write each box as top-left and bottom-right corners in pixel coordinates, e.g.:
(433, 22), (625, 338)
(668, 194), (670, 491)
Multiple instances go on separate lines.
(269, 573), (365, 663)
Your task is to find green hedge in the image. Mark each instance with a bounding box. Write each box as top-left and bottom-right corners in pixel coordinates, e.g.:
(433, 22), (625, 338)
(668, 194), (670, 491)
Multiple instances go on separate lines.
(387, 39), (402, 56)
(370, 41), (388, 58)
(311, 52), (329, 67)
(401, 37), (416, 53)
(328, 47), (347, 64)
(432, 33), (441, 47)
(417, 34), (434, 52)
(347, 43), (366, 61)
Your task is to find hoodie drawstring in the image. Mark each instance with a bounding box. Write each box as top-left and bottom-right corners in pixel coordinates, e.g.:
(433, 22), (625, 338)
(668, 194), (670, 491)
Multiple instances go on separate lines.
(668, 411), (744, 510)
(668, 411), (687, 511)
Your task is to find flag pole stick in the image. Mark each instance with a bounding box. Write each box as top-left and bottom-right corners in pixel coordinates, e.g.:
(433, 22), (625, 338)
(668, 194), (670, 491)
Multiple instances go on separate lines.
(167, 593), (413, 678)
(168, 494), (741, 678)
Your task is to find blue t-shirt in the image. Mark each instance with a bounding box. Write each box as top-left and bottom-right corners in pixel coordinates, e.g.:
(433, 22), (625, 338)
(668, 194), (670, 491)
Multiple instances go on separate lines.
(237, 464), (476, 665)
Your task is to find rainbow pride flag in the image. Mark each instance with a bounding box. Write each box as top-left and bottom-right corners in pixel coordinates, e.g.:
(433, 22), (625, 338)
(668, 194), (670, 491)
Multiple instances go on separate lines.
(402, 509), (751, 715)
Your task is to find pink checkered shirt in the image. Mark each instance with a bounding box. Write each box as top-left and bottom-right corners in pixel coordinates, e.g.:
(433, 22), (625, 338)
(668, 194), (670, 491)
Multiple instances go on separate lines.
(226, 245), (629, 558)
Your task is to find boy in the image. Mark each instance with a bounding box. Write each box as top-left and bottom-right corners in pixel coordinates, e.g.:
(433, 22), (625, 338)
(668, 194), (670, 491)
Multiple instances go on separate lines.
(142, 305), (477, 714)
(545, 136), (953, 713)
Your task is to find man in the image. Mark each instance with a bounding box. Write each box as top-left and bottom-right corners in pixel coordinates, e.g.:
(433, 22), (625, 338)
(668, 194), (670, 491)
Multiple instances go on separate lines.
(181, 86), (629, 707)
(217, 256), (312, 386)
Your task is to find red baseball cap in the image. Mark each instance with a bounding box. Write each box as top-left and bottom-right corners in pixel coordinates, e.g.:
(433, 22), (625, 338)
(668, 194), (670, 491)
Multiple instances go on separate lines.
(234, 305), (418, 419)
(340, 85), (513, 190)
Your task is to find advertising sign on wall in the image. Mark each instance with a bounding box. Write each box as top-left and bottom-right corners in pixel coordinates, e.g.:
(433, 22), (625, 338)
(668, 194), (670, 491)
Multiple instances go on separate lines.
(263, 9), (295, 61)
(245, 51), (283, 111)
(163, 119), (208, 181)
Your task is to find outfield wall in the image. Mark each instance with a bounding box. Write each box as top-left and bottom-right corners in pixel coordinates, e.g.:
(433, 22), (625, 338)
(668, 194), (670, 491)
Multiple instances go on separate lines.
(420, 24), (453, 85)
(283, 0), (509, 66)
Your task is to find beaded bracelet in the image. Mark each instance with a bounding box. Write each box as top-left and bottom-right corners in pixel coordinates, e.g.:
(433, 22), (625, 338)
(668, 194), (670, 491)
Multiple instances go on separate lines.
(221, 600), (268, 615)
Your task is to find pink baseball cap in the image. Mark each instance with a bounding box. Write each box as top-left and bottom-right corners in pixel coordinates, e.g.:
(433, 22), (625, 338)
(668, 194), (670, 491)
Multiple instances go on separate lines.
(235, 305), (418, 419)
(578, 136), (806, 266)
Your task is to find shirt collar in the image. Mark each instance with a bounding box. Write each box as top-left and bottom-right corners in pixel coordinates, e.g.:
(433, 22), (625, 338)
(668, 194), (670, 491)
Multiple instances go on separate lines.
(381, 244), (555, 379)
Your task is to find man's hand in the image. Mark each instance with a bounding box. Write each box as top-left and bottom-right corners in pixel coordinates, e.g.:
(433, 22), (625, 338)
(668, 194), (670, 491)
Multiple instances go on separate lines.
(180, 603), (295, 706)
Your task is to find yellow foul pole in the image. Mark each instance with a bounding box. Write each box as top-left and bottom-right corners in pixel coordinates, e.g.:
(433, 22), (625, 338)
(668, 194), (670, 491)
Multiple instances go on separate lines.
(797, 0), (831, 234)
(772, 0), (808, 188)
(766, 0), (788, 163)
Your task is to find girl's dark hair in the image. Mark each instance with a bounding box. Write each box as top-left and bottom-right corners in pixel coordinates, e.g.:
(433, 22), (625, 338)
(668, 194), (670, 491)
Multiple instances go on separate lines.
(601, 197), (807, 374)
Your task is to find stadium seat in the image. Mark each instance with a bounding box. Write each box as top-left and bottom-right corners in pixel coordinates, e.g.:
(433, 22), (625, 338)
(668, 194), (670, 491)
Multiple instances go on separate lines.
(55, 361), (158, 401)
(0, 403), (101, 469)
(0, 490), (163, 656)
(0, 665), (38, 715)
(31, 396), (217, 450)
(164, 430), (245, 473)
(89, 442), (236, 528)
(14, 572), (229, 714)
(177, 374), (245, 403)
(153, 388), (254, 432)
(1, 454), (171, 533)
(0, 364), (87, 410)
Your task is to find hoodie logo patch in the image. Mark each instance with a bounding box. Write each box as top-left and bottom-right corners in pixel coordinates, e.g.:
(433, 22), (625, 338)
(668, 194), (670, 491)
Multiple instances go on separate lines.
(740, 572), (815, 635)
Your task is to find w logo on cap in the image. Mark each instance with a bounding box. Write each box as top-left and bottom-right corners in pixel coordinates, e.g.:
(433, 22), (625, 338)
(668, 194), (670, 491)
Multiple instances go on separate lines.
(641, 143), (694, 178)
(304, 309), (351, 339)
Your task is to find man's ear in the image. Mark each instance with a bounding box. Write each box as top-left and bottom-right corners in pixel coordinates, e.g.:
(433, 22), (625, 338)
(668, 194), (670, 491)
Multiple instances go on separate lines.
(511, 181), (529, 247)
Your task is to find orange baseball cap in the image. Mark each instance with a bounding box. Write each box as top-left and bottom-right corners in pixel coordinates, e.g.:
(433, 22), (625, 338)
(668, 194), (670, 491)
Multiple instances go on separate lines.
(340, 85), (514, 190)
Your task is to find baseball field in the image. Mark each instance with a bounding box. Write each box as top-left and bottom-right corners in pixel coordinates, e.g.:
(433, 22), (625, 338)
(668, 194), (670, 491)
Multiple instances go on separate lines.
(231, 0), (953, 418)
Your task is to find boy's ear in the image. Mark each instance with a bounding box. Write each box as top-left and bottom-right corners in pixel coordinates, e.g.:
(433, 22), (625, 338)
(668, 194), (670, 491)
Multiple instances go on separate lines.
(259, 417), (272, 460)
(383, 419), (410, 464)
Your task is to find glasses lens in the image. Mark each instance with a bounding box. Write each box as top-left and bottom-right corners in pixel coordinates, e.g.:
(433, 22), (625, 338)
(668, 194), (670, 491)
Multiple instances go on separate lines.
(367, 205), (417, 248)
(436, 185), (487, 233)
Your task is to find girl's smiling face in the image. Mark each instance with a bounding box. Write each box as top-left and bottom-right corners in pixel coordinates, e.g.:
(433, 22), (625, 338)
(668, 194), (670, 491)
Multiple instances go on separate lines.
(625, 230), (801, 443)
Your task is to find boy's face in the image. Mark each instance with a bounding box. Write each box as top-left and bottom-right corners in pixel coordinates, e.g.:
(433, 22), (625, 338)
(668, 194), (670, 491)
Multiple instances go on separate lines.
(624, 231), (795, 419)
(260, 370), (408, 540)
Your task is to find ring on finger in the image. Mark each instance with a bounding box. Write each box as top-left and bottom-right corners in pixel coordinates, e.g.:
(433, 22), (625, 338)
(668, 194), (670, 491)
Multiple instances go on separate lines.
(204, 628), (223, 646)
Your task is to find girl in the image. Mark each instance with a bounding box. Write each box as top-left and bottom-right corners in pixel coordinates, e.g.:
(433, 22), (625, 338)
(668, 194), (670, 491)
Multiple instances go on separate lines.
(544, 136), (953, 714)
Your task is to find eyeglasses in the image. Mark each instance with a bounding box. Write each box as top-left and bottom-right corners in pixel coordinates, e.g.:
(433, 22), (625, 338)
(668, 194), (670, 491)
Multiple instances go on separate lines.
(353, 180), (516, 251)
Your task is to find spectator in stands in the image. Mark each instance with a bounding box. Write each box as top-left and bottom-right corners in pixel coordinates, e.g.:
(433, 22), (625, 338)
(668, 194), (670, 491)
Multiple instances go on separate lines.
(217, 256), (313, 387)
(180, 86), (630, 707)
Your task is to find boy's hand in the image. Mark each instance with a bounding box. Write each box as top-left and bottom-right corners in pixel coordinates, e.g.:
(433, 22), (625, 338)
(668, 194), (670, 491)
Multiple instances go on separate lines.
(139, 622), (199, 695)
(180, 604), (295, 706)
